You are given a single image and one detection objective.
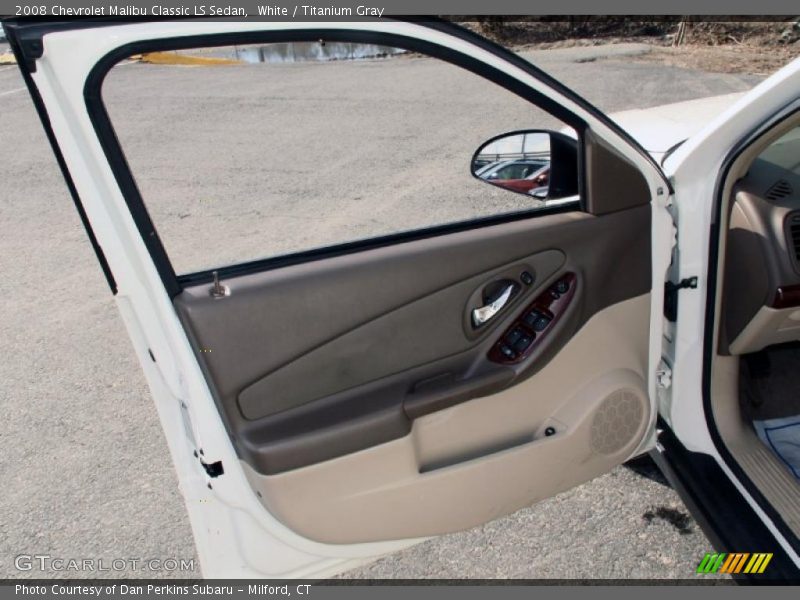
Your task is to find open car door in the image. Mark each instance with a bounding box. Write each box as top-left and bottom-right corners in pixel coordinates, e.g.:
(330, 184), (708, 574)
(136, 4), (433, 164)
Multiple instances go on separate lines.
(4, 19), (675, 577)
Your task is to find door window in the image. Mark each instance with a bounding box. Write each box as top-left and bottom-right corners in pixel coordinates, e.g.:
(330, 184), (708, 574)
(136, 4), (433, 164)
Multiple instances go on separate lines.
(103, 41), (579, 275)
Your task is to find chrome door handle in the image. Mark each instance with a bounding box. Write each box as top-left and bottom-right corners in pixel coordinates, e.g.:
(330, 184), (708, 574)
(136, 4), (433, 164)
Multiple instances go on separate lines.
(472, 283), (515, 327)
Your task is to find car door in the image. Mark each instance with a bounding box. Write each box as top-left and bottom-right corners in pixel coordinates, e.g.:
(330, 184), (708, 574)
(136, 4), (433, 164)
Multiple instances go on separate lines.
(4, 18), (674, 577)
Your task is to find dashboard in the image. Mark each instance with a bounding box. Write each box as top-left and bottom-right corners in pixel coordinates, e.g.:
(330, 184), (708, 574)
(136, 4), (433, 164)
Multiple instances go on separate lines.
(722, 126), (800, 355)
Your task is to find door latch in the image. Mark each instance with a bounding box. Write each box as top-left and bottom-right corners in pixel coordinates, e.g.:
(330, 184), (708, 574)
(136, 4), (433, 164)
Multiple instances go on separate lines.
(664, 276), (698, 322)
(656, 361), (673, 389)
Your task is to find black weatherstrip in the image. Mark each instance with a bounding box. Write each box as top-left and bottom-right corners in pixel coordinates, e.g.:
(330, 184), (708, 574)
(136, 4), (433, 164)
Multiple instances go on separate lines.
(2, 20), (117, 294)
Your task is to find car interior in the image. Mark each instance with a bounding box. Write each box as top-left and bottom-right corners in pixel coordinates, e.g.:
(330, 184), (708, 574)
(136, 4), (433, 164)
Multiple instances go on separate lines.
(713, 116), (800, 541)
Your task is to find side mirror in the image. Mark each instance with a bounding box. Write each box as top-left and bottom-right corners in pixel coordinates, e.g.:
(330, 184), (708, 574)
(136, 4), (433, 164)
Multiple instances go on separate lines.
(471, 130), (579, 200)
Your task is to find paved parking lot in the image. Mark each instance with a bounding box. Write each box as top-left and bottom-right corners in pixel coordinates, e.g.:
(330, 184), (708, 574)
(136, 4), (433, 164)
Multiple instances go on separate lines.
(0, 42), (763, 579)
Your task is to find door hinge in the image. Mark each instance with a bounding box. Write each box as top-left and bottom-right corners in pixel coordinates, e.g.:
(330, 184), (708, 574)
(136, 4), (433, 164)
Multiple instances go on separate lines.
(656, 361), (673, 390)
(664, 276), (698, 322)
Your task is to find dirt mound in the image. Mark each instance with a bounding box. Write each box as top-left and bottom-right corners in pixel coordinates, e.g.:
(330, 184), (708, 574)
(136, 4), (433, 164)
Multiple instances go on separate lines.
(455, 18), (800, 75)
(458, 18), (800, 47)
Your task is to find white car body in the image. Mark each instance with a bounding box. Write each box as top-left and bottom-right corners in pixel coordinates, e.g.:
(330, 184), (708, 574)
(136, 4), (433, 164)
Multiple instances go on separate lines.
(612, 92), (747, 158)
(617, 73), (800, 568)
(5, 17), (800, 578)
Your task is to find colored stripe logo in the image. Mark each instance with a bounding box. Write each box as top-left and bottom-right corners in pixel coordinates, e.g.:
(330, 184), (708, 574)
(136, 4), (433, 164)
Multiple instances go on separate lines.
(696, 552), (772, 574)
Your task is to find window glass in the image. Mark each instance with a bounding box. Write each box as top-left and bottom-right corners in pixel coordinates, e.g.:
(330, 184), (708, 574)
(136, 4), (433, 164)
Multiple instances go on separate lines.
(104, 42), (578, 275)
(757, 125), (800, 176)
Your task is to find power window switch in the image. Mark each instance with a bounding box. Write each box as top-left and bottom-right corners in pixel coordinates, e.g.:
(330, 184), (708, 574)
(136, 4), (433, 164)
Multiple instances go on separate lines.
(499, 344), (516, 360)
(533, 315), (551, 332)
(513, 334), (534, 354)
(505, 328), (524, 346)
(523, 311), (539, 328)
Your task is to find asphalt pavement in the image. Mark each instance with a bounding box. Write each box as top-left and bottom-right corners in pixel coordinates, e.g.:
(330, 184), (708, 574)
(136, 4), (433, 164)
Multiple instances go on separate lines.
(0, 42), (762, 579)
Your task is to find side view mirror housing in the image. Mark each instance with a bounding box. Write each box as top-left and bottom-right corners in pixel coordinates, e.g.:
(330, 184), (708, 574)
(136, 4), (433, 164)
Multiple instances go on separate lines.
(471, 130), (579, 201)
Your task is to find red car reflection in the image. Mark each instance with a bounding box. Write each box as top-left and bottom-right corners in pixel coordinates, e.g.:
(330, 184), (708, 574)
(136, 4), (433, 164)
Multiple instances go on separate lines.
(496, 165), (549, 193)
(477, 159), (550, 194)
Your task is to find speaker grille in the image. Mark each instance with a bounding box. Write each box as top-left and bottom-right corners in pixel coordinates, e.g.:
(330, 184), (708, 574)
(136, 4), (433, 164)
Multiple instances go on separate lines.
(590, 389), (645, 455)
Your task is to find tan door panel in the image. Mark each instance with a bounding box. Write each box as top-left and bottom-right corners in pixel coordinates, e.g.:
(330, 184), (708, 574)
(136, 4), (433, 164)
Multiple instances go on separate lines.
(243, 294), (650, 543)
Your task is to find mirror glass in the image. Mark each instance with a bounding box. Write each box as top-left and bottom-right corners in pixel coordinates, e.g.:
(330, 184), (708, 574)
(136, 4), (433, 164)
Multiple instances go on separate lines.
(472, 132), (551, 197)
(472, 130), (578, 202)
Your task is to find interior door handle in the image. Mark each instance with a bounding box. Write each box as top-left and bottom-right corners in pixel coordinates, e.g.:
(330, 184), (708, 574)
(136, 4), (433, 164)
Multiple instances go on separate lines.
(472, 283), (516, 327)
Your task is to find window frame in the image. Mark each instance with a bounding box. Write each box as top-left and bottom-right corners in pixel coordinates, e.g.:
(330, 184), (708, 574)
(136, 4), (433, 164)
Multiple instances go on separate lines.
(85, 26), (591, 297)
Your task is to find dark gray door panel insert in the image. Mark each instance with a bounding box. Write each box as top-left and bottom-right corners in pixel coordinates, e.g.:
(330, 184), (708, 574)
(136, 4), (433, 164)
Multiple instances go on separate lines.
(237, 250), (564, 419)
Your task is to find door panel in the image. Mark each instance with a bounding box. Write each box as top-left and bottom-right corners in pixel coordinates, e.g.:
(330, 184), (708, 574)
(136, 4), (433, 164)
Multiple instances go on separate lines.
(241, 295), (649, 543)
(175, 204), (650, 476)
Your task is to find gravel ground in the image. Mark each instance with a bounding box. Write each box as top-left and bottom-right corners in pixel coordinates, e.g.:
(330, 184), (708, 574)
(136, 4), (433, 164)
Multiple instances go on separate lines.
(341, 463), (719, 579)
(0, 42), (762, 580)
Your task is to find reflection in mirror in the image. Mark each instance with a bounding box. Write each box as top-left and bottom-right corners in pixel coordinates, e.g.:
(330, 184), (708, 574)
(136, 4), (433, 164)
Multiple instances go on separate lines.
(473, 132), (551, 197)
(472, 130), (579, 203)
